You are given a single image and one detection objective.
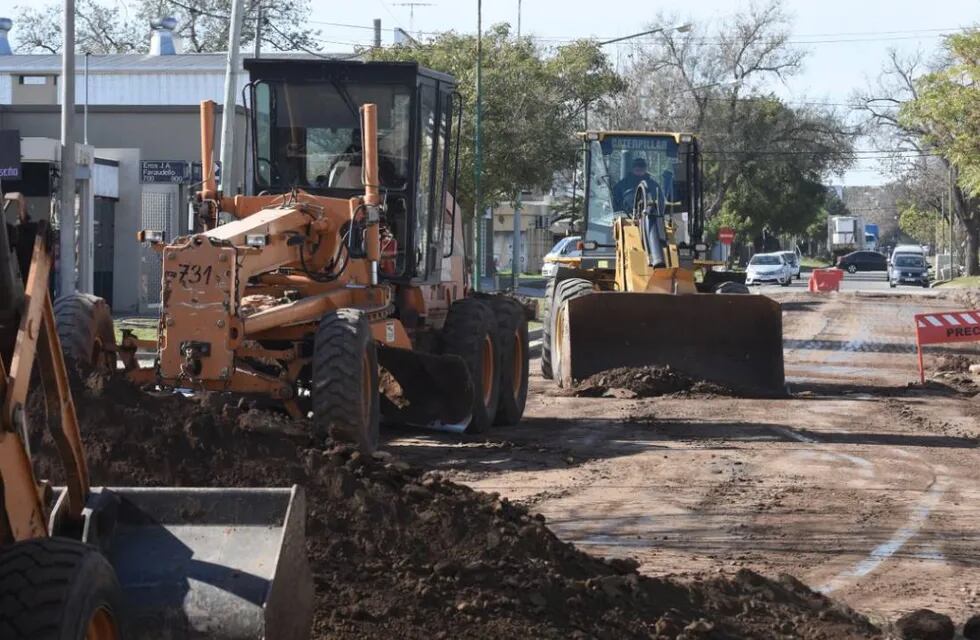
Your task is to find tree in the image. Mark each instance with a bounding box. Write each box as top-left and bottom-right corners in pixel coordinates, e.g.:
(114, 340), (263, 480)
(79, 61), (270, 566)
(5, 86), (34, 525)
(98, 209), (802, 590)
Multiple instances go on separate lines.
(603, 0), (853, 238)
(900, 32), (980, 275)
(12, 0), (318, 54)
(898, 203), (942, 245)
(369, 25), (624, 219)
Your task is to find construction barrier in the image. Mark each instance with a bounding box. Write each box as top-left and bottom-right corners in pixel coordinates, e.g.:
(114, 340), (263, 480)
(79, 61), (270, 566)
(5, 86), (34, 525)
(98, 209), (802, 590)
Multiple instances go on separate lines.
(914, 309), (980, 383)
(808, 268), (844, 292)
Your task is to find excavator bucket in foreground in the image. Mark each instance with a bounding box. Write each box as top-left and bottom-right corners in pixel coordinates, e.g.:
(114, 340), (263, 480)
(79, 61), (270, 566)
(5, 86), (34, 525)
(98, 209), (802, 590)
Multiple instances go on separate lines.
(51, 486), (313, 640)
(556, 292), (785, 395)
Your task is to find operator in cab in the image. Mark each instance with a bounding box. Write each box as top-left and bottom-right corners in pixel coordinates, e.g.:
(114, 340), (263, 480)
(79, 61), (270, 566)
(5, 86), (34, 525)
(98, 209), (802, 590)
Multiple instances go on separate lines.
(613, 157), (664, 213)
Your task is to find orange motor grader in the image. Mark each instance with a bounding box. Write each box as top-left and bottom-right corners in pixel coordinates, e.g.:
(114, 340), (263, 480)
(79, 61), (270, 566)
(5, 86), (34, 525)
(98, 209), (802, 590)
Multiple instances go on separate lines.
(120, 60), (528, 452)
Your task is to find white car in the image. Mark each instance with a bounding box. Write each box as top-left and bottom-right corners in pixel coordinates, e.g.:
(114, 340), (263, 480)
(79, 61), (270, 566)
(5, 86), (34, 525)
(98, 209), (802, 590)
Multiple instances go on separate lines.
(778, 250), (801, 280)
(541, 236), (581, 277)
(745, 253), (793, 286)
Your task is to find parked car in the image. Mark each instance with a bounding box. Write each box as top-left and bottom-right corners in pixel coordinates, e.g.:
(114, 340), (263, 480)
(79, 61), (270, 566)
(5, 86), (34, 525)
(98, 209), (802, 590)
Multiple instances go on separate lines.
(889, 253), (930, 288)
(836, 250), (887, 274)
(746, 253), (793, 286)
(890, 244), (926, 264)
(541, 235), (581, 277)
(779, 250), (801, 279)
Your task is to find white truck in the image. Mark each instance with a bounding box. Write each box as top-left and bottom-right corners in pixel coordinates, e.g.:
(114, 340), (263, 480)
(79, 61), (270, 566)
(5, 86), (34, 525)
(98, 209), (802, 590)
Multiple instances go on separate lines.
(827, 216), (865, 254)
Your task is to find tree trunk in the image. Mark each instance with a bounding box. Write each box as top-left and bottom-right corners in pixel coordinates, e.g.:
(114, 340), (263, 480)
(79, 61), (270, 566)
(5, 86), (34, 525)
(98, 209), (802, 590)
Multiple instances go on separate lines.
(965, 218), (980, 276)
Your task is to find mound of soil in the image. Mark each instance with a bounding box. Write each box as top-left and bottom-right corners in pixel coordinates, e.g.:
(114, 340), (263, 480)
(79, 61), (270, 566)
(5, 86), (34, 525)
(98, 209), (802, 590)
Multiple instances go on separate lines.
(30, 376), (879, 639)
(572, 366), (735, 399)
(934, 353), (978, 373)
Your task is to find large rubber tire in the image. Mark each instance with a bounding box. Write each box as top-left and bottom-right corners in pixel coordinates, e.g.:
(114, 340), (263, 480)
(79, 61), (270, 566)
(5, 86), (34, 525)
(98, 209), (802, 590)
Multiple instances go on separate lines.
(487, 297), (529, 426)
(312, 308), (380, 454)
(442, 298), (500, 434)
(53, 294), (116, 375)
(540, 278), (556, 379)
(847, 264), (857, 274)
(0, 538), (124, 640)
(551, 278), (594, 388)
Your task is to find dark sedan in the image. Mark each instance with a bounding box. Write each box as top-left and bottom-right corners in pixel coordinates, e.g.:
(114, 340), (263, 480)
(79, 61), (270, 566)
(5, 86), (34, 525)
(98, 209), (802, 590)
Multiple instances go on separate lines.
(836, 250), (887, 274)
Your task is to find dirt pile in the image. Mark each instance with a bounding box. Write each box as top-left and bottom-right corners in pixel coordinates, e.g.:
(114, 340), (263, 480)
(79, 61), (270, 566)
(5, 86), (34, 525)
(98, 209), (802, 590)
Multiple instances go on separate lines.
(572, 366), (735, 399)
(30, 376), (880, 639)
(934, 354), (978, 373)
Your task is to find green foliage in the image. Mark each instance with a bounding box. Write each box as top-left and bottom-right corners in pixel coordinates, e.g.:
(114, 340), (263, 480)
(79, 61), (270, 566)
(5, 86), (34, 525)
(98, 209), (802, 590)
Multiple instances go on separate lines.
(13, 0), (318, 54)
(897, 203), (942, 245)
(369, 25), (624, 217)
(901, 32), (980, 196)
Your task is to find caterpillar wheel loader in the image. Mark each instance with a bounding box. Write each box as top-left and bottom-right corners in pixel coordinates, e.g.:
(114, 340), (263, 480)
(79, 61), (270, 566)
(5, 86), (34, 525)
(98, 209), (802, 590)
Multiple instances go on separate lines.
(541, 131), (784, 393)
(0, 204), (312, 638)
(120, 60), (529, 453)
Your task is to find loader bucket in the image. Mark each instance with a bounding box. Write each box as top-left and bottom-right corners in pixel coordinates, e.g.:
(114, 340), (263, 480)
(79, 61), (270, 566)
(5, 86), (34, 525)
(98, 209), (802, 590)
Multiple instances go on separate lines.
(54, 486), (313, 640)
(557, 292), (784, 394)
(377, 345), (474, 430)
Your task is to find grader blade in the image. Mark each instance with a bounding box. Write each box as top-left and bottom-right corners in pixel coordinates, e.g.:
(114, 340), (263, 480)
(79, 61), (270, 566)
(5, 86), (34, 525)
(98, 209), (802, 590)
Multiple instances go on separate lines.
(558, 292), (785, 395)
(377, 345), (474, 430)
(53, 486), (313, 640)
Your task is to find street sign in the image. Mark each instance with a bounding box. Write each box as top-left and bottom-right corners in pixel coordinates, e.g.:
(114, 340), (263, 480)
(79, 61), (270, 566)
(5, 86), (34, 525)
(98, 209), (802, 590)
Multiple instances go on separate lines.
(913, 309), (980, 383)
(0, 129), (22, 180)
(141, 160), (189, 184)
(718, 227), (735, 245)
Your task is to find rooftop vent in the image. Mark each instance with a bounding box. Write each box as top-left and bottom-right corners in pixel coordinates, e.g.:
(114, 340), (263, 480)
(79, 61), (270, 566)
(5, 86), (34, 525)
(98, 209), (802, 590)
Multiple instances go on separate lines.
(149, 17), (178, 55)
(0, 19), (12, 56)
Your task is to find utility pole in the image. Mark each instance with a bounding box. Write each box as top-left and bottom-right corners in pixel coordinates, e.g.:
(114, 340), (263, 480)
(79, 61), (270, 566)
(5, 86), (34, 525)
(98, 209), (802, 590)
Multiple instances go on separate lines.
(512, 192), (522, 289)
(474, 0), (483, 291)
(373, 19), (382, 48)
(59, 0), (76, 296)
(220, 0), (245, 195)
(253, 1), (261, 58)
(517, 0), (522, 38)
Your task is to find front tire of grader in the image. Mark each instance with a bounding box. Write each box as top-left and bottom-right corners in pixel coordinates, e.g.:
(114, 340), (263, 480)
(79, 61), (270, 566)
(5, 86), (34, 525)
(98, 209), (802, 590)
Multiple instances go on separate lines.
(53, 293), (117, 376)
(442, 298), (500, 434)
(552, 278), (594, 389)
(0, 538), (125, 640)
(540, 277), (556, 379)
(312, 308), (380, 454)
(487, 297), (530, 426)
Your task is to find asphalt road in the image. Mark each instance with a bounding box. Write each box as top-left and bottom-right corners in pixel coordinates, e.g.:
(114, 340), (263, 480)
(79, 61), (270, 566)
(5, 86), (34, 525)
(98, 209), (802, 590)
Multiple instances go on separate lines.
(515, 270), (937, 297)
(754, 269), (935, 295)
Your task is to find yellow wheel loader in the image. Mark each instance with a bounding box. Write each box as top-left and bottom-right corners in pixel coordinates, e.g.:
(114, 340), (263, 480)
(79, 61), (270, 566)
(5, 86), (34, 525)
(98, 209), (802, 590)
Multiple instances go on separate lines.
(0, 203), (312, 638)
(541, 131), (784, 393)
(121, 60), (529, 452)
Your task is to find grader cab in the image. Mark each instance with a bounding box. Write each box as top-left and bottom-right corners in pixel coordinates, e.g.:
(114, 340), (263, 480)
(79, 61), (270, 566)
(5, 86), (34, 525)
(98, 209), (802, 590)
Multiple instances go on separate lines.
(124, 59), (529, 451)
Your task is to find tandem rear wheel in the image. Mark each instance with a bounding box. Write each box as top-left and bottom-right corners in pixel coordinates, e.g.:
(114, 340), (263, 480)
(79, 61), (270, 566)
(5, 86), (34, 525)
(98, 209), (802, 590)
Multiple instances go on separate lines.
(442, 298), (501, 434)
(486, 297), (530, 426)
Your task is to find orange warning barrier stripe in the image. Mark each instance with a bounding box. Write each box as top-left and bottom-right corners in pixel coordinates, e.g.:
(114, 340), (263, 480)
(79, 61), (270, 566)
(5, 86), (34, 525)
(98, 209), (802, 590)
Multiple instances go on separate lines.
(913, 309), (980, 382)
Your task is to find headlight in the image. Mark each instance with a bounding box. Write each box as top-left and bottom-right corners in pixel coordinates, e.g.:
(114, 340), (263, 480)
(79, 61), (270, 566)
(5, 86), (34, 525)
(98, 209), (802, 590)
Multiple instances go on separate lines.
(246, 234), (269, 248)
(138, 229), (165, 244)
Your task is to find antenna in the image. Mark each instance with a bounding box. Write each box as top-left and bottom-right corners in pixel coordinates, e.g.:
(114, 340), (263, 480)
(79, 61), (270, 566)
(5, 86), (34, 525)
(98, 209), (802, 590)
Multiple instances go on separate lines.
(393, 2), (433, 37)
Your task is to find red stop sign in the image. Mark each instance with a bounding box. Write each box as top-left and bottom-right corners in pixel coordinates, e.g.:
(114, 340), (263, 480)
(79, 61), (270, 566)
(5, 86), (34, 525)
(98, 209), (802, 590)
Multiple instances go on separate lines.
(718, 227), (735, 245)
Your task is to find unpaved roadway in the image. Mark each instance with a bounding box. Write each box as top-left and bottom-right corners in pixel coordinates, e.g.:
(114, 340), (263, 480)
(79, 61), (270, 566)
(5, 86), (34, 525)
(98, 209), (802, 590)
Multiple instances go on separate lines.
(387, 290), (980, 628)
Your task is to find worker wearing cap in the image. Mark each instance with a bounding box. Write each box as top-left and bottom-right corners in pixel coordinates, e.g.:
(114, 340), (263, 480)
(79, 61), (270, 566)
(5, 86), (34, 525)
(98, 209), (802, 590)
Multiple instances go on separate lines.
(612, 157), (664, 213)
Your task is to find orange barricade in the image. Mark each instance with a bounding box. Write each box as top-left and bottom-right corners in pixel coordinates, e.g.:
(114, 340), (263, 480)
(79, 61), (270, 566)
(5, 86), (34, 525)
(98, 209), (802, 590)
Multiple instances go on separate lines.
(807, 268), (844, 292)
(914, 309), (980, 383)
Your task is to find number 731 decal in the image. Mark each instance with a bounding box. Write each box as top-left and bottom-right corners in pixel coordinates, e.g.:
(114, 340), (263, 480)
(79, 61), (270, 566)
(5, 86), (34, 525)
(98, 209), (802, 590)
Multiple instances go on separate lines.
(165, 263), (214, 287)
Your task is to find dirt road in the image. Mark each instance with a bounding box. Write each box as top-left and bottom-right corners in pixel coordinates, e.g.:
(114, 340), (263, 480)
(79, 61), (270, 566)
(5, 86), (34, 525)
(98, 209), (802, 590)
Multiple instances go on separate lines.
(388, 290), (980, 628)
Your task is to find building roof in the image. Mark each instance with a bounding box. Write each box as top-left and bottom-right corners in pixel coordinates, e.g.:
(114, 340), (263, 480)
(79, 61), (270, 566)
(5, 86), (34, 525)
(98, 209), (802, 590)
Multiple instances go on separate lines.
(0, 52), (357, 74)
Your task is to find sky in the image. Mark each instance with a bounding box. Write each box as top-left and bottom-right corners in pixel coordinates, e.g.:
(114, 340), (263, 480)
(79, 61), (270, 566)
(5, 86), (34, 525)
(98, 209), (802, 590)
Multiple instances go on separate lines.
(305, 0), (978, 187)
